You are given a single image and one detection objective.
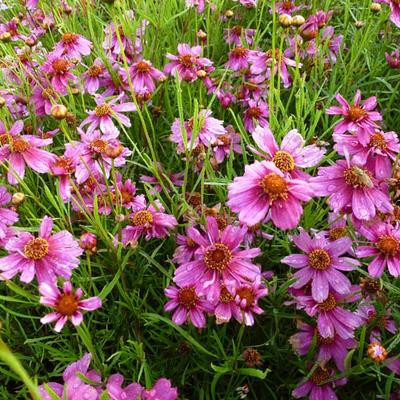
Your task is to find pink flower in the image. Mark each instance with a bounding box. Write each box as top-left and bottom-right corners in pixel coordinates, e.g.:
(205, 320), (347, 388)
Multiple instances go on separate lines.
(272, 1), (302, 14)
(211, 125), (242, 163)
(127, 59), (166, 95)
(224, 26), (256, 46)
(293, 366), (346, 400)
(376, 0), (400, 27)
(0, 120), (56, 185)
(173, 229), (200, 264)
(164, 284), (213, 328)
(385, 49), (400, 69)
(164, 43), (213, 82)
(243, 100), (269, 132)
(312, 157), (393, 220)
(227, 160), (313, 229)
(32, 82), (59, 116)
(80, 94), (136, 135)
(326, 90), (382, 145)
(185, 0), (206, 13)
(173, 217), (261, 302)
(282, 228), (359, 302)
(333, 129), (400, 179)
(54, 32), (92, 58)
(141, 378), (178, 400)
(356, 302), (396, 335)
(39, 281), (101, 332)
(40, 51), (77, 94)
(225, 47), (250, 71)
(106, 374), (143, 400)
(82, 58), (107, 95)
(356, 220), (400, 277)
(251, 126), (326, 179)
(0, 186), (18, 241)
(0, 216), (83, 284)
(121, 196), (177, 245)
(290, 320), (357, 371)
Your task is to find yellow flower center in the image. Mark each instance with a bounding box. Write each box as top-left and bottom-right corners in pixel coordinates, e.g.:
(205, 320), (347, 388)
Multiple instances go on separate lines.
(56, 293), (79, 316)
(259, 173), (289, 202)
(272, 150), (295, 172)
(23, 238), (49, 260)
(308, 249), (331, 270)
(132, 210), (153, 226)
(204, 243), (232, 271)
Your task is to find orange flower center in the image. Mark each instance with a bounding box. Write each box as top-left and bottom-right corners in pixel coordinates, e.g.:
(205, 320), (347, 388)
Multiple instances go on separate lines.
(136, 61), (151, 73)
(52, 59), (70, 73)
(377, 235), (399, 256)
(367, 342), (388, 363)
(318, 293), (337, 312)
(259, 173), (289, 202)
(308, 249), (331, 270)
(232, 47), (248, 57)
(343, 167), (373, 188)
(231, 26), (242, 35)
(369, 132), (387, 150)
(310, 367), (330, 385)
(247, 107), (261, 118)
(178, 287), (198, 308)
(95, 104), (112, 117)
(282, 1), (294, 9)
(62, 32), (76, 43)
(119, 189), (133, 204)
(90, 138), (107, 153)
(348, 105), (366, 121)
(12, 138), (30, 153)
(328, 227), (347, 241)
(24, 238), (49, 260)
(41, 88), (56, 100)
(53, 156), (75, 173)
(132, 210), (153, 226)
(87, 64), (103, 77)
(236, 287), (255, 309)
(179, 54), (195, 68)
(219, 286), (234, 303)
(56, 293), (79, 316)
(316, 329), (335, 345)
(272, 150), (295, 172)
(204, 243), (232, 271)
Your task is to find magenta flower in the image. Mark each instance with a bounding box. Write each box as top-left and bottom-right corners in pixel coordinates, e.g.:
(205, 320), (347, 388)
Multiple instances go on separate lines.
(170, 109), (227, 153)
(185, 0), (206, 13)
(227, 160), (313, 229)
(326, 90), (382, 145)
(164, 284), (213, 328)
(356, 302), (397, 335)
(243, 100), (269, 132)
(333, 129), (400, 179)
(39, 281), (101, 332)
(312, 157), (393, 221)
(111, 172), (139, 209)
(0, 186), (18, 241)
(293, 366), (346, 400)
(0, 120), (56, 185)
(141, 378), (178, 400)
(80, 94), (136, 135)
(75, 128), (131, 183)
(39, 353), (101, 400)
(295, 290), (362, 339)
(251, 126), (326, 179)
(40, 51), (76, 94)
(50, 143), (80, 201)
(106, 374), (143, 400)
(385, 49), (400, 69)
(164, 43), (213, 82)
(224, 26), (256, 46)
(356, 220), (400, 277)
(212, 125), (242, 163)
(290, 320), (357, 371)
(54, 32), (92, 58)
(376, 0), (400, 27)
(235, 0), (257, 8)
(173, 217), (261, 302)
(225, 46), (250, 71)
(173, 228), (200, 265)
(127, 59), (166, 94)
(273, 1), (302, 14)
(0, 216), (83, 284)
(121, 196), (177, 245)
(282, 228), (359, 302)
(82, 58), (107, 95)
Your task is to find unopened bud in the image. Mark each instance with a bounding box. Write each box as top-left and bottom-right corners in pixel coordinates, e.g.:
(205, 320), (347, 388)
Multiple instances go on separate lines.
(291, 15), (305, 27)
(370, 3), (381, 12)
(355, 20), (365, 28)
(0, 32), (11, 42)
(197, 69), (207, 78)
(51, 104), (68, 120)
(279, 13), (293, 27)
(0, 96), (6, 108)
(224, 9), (234, 18)
(12, 192), (25, 205)
(105, 143), (124, 158)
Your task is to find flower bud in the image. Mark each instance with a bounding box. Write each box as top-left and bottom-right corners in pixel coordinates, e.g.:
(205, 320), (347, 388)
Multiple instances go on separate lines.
(12, 192), (25, 205)
(0, 32), (11, 42)
(79, 232), (97, 254)
(0, 96), (6, 108)
(279, 13), (293, 27)
(291, 15), (305, 27)
(368, 342), (387, 363)
(224, 9), (234, 18)
(196, 69), (207, 78)
(355, 20), (365, 28)
(370, 3), (381, 12)
(105, 143), (124, 158)
(51, 104), (68, 120)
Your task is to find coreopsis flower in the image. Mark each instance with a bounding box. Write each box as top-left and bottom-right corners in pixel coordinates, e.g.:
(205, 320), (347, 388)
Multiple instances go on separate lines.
(106, 374), (143, 399)
(126, 59), (166, 95)
(111, 172), (138, 209)
(385, 49), (400, 69)
(50, 143), (80, 201)
(141, 378), (178, 400)
(326, 90), (382, 145)
(185, 0), (207, 13)
(272, 1), (302, 14)
(0, 119), (56, 185)
(82, 58), (107, 95)
(282, 228), (359, 302)
(54, 32), (92, 58)
(249, 49), (300, 88)
(79, 232), (97, 254)
(356, 302), (396, 335)
(0, 186), (18, 240)
(173, 217), (261, 301)
(356, 220), (400, 277)
(289, 320), (357, 371)
(333, 129), (400, 179)
(40, 51), (77, 94)
(0, 216), (83, 283)
(212, 125), (242, 163)
(235, 0), (257, 8)
(318, 212), (350, 243)
(243, 100), (269, 132)
(376, 0), (400, 27)
(170, 109), (226, 153)
(75, 128), (131, 183)
(225, 46), (250, 71)
(140, 163), (184, 193)
(32, 82), (59, 116)
(39, 353), (102, 400)
(312, 157), (393, 221)
(121, 196), (177, 245)
(227, 160), (313, 229)
(173, 229), (200, 264)
(39, 281), (102, 332)
(164, 43), (213, 82)
(80, 94), (136, 135)
(295, 290), (362, 339)
(251, 126), (326, 179)
(224, 26), (256, 46)
(292, 366), (346, 400)
(164, 284), (213, 328)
